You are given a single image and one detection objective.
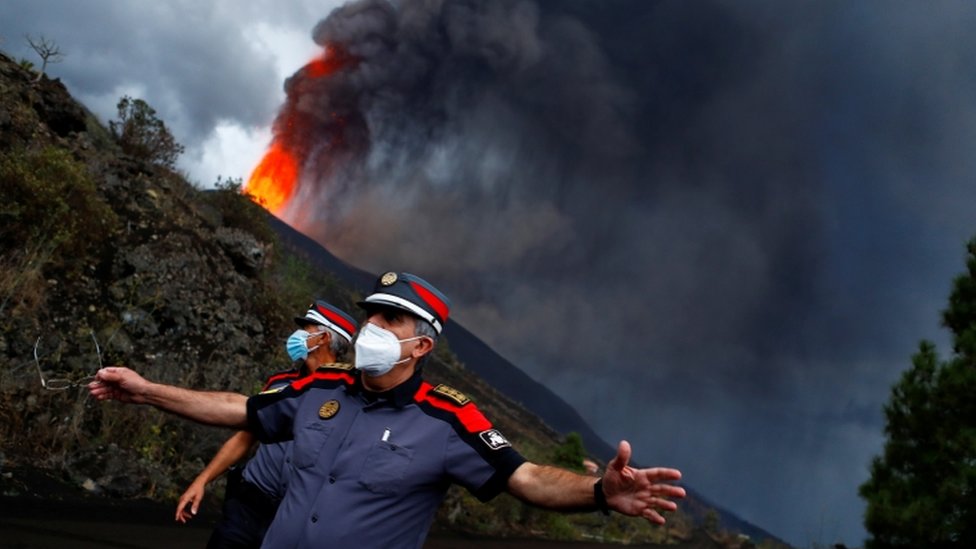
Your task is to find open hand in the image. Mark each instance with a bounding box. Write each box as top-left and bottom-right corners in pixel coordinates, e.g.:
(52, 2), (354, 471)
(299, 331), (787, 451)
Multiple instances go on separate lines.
(602, 440), (686, 524)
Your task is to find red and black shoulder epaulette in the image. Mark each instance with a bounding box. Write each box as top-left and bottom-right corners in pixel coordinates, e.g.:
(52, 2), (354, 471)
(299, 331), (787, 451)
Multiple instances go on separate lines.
(261, 368), (303, 391)
(415, 382), (492, 433)
(318, 362), (355, 372)
(291, 362), (356, 391)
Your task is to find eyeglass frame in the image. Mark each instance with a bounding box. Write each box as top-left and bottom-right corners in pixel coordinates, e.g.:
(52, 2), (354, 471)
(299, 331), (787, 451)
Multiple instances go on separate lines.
(33, 330), (103, 391)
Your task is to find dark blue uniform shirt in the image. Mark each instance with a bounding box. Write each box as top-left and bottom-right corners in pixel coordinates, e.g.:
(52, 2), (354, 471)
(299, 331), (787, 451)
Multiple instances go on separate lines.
(241, 367), (307, 499)
(246, 364), (526, 549)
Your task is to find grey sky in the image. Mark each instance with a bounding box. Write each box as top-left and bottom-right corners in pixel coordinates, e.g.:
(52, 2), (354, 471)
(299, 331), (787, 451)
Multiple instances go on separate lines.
(5, 1), (975, 546)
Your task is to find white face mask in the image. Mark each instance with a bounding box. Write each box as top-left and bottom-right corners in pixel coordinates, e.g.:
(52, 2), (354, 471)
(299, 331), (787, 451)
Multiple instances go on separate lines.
(354, 323), (423, 377)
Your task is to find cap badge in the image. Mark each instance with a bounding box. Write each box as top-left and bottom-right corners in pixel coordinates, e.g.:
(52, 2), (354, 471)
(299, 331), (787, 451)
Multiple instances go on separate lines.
(319, 399), (340, 419)
(380, 272), (398, 286)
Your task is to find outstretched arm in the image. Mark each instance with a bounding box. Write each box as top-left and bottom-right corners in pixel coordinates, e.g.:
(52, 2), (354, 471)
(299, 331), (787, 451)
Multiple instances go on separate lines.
(176, 430), (257, 523)
(506, 440), (685, 524)
(506, 462), (600, 512)
(89, 366), (248, 428)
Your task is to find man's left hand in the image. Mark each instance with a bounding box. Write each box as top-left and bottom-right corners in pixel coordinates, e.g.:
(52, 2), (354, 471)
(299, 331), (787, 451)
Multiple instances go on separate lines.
(602, 440), (685, 523)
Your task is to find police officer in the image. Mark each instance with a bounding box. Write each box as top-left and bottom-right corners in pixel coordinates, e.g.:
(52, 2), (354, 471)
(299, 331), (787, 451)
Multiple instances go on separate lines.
(175, 300), (358, 548)
(89, 272), (686, 549)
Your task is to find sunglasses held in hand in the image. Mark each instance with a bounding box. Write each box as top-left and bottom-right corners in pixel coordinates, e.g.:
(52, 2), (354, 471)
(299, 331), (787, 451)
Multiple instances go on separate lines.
(33, 330), (103, 391)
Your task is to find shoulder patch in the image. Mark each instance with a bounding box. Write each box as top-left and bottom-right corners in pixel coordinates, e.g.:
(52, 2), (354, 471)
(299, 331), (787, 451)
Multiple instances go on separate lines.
(320, 362), (354, 371)
(431, 384), (471, 406)
(479, 429), (512, 450)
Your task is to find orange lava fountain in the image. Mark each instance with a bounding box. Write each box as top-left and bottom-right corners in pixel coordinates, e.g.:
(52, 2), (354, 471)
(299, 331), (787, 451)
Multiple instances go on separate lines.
(243, 143), (298, 214)
(243, 47), (351, 214)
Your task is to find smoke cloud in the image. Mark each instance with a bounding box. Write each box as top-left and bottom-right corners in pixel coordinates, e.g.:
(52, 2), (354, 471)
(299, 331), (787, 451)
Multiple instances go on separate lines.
(269, 0), (976, 545)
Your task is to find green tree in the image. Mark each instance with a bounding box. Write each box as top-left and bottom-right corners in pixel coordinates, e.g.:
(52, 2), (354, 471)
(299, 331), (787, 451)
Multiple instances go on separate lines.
(859, 238), (976, 548)
(551, 432), (587, 472)
(109, 95), (184, 169)
(703, 508), (720, 535)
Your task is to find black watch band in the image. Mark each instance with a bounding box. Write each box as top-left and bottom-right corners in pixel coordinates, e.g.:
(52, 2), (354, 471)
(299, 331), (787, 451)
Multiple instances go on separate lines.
(594, 479), (610, 515)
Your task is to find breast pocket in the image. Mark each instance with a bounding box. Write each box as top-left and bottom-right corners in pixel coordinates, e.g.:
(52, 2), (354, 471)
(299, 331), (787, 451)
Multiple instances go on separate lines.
(293, 422), (333, 469)
(359, 441), (414, 495)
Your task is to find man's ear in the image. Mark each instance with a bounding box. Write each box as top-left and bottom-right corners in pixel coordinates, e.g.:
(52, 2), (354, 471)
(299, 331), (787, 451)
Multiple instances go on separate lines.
(320, 331), (333, 353)
(410, 336), (435, 359)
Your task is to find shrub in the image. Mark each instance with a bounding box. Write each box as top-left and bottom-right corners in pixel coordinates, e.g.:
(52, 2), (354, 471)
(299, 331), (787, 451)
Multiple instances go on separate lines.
(205, 176), (278, 246)
(551, 431), (587, 472)
(0, 146), (118, 273)
(109, 96), (184, 169)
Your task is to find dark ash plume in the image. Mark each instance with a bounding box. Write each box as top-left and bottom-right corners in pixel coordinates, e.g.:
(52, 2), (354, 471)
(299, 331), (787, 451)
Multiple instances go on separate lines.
(268, 1), (976, 545)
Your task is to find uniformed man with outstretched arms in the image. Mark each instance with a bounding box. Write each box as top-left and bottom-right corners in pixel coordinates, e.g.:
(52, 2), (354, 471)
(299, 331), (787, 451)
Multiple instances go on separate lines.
(90, 271), (686, 549)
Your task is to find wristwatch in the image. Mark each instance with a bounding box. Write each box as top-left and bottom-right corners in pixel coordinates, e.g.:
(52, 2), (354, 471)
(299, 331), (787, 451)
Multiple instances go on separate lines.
(594, 479), (610, 515)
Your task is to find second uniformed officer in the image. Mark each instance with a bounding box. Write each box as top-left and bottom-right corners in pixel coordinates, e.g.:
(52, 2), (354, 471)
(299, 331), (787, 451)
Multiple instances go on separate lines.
(89, 272), (686, 549)
(175, 299), (358, 548)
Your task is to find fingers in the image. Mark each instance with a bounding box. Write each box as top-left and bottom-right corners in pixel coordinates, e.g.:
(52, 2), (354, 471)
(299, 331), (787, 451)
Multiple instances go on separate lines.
(87, 381), (111, 400)
(653, 483), (686, 499)
(175, 492), (200, 523)
(176, 507), (195, 524)
(608, 440), (632, 473)
(176, 493), (192, 522)
(88, 368), (136, 401)
(176, 505), (194, 523)
(632, 497), (680, 525)
(646, 496), (678, 513)
(94, 367), (119, 381)
(641, 508), (667, 525)
(645, 467), (682, 482)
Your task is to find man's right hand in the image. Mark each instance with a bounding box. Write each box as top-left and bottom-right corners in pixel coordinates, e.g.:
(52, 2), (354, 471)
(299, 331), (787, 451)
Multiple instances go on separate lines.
(88, 366), (151, 403)
(176, 479), (206, 523)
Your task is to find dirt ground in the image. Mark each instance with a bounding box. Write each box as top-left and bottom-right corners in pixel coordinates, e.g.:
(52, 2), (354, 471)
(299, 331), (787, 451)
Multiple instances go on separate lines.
(0, 467), (712, 549)
(0, 496), (708, 549)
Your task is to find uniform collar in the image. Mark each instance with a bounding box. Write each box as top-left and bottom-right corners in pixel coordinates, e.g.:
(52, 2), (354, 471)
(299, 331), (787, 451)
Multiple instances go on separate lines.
(351, 369), (423, 408)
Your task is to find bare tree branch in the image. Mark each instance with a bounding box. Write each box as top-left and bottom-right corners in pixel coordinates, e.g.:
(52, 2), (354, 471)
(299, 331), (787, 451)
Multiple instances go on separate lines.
(25, 34), (65, 81)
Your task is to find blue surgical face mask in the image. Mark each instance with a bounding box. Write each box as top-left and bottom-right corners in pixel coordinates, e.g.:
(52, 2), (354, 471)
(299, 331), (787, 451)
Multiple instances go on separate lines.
(286, 329), (323, 362)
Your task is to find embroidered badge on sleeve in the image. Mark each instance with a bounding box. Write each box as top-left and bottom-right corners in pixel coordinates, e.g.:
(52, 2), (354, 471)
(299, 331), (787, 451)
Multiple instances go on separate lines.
(479, 429), (511, 450)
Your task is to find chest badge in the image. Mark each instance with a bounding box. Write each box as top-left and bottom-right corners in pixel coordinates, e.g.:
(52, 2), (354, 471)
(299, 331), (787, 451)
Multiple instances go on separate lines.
(319, 399), (340, 419)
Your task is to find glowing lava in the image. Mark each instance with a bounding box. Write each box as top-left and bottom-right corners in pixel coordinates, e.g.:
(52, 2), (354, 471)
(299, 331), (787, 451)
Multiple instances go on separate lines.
(244, 143), (298, 214)
(244, 47), (353, 214)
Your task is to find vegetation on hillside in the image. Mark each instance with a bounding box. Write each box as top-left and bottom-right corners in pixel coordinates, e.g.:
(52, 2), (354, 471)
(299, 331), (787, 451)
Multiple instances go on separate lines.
(109, 95), (185, 170)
